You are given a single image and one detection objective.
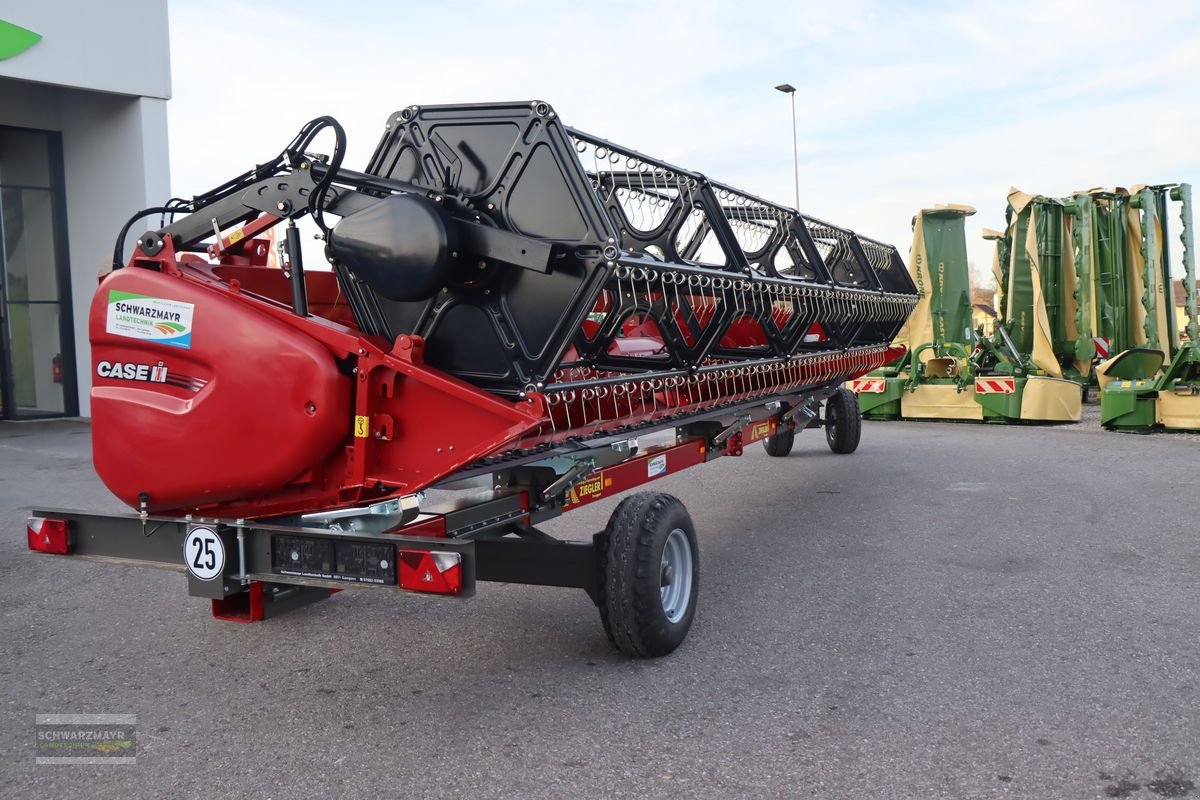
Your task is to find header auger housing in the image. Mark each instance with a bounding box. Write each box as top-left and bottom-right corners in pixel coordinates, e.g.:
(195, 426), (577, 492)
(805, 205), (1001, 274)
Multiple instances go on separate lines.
(96, 101), (916, 518)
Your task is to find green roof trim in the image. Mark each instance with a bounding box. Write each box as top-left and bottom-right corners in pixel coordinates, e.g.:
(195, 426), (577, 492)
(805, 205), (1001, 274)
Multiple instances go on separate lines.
(0, 19), (42, 60)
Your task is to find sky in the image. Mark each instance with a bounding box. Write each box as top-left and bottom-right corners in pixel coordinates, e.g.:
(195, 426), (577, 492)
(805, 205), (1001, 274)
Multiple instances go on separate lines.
(167, 0), (1200, 287)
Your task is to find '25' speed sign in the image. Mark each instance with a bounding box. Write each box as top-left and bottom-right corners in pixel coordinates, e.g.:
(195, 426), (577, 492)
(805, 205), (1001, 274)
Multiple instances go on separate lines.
(183, 526), (225, 581)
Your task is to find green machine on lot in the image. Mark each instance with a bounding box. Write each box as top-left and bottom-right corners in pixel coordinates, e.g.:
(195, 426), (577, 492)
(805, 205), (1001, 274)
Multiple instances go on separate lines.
(1063, 185), (1182, 378)
(851, 201), (1081, 422)
(1095, 183), (1199, 432)
(994, 190), (1090, 385)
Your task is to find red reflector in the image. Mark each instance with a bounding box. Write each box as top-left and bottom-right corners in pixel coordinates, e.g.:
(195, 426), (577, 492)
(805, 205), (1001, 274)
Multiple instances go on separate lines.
(27, 517), (70, 554)
(883, 344), (908, 366)
(397, 549), (462, 595)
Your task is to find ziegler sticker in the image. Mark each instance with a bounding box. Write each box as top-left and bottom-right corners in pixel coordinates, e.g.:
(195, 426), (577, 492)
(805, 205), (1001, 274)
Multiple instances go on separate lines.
(647, 454), (667, 478)
(574, 474), (605, 499)
(566, 472), (612, 505)
(105, 290), (194, 349)
(96, 360), (208, 392)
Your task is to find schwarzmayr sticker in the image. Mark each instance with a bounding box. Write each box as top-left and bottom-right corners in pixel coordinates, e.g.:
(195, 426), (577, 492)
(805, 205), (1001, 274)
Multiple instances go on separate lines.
(105, 291), (194, 349)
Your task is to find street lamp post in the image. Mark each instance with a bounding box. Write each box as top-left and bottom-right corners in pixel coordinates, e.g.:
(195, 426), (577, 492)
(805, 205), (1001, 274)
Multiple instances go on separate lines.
(774, 83), (799, 211)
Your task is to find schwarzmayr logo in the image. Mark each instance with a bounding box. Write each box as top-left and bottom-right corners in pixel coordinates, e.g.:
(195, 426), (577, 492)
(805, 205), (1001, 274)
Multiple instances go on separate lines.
(105, 290), (195, 350)
(0, 19), (42, 60)
(35, 714), (137, 765)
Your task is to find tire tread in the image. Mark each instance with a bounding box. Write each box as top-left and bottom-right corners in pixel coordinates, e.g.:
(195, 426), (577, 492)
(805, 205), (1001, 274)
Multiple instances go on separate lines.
(826, 387), (862, 454)
(597, 492), (697, 657)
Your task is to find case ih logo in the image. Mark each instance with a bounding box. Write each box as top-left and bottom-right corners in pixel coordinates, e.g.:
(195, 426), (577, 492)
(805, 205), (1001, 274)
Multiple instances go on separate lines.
(96, 361), (208, 393)
(0, 20), (42, 60)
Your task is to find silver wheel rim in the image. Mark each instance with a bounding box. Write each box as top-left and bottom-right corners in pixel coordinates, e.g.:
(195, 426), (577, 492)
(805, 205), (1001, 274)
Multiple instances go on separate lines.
(659, 528), (693, 624)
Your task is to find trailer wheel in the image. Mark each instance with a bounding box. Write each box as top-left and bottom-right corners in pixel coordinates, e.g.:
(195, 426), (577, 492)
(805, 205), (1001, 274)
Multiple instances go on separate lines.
(762, 426), (795, 456)
(597, 492), (698, 658)
(825, 387), (862, 454)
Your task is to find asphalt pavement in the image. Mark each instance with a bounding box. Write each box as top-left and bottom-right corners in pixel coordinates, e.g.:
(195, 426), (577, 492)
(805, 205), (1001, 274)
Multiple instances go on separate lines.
(1, 415), (1197, 799)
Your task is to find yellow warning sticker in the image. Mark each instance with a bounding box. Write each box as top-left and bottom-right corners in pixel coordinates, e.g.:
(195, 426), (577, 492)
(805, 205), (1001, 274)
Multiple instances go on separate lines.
(354, 415), (369, 438)
(751, 421), (772, 439)
(228, 227), (245, 245)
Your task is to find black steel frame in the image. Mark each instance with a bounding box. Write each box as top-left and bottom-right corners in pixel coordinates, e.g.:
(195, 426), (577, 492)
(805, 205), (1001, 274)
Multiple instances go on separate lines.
(357, 102), (915, 393)
(133, 102), (915, 405)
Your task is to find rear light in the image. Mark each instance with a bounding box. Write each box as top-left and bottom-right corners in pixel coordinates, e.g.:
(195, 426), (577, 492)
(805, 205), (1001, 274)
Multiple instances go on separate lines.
(27, 517), (71, 554)
(397, 549), (462, 595)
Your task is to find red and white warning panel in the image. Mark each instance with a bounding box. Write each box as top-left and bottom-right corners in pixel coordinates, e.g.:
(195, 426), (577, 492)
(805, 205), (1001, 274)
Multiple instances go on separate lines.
(975, 377), (1016, 395)
(1093, 336), (1111, 359)
(850, 378), (886, 394)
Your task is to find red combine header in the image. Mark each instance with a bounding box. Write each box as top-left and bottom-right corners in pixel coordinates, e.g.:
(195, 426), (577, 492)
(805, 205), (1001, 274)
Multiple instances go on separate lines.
(30, 102), (915, 656)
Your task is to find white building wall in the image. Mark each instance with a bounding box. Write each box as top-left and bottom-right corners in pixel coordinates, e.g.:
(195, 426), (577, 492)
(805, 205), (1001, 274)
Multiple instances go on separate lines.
(60, 92), (172, 414)
(0, 77), (62, 130)
(0, 0), (170, 100)
(0, 0), (171, 417)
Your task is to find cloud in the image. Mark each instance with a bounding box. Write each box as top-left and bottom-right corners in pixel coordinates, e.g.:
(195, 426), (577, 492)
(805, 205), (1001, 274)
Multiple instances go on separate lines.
(166, 0), (1200, 286)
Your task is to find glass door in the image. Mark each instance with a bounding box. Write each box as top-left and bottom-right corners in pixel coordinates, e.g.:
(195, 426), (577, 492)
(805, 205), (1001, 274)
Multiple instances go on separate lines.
(0, 125), (76, 419)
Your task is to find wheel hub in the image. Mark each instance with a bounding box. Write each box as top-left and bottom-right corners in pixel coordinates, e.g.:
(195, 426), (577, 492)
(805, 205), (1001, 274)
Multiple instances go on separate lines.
(659, 528), (693, 624)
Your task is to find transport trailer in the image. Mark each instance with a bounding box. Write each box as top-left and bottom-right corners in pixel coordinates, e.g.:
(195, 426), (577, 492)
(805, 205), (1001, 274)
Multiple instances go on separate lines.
(30, 399), (863, 656)
(27, 101), (916, 657)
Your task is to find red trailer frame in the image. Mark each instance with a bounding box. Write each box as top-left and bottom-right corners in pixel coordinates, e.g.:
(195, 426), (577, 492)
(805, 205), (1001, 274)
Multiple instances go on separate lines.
(29, 378), (872, 654)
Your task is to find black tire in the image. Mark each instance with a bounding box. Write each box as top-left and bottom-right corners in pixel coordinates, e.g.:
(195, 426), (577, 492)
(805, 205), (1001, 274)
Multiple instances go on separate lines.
(596, 492), (698, 658)
(825, 387), (862, 454)
(762, 427), (795, 456)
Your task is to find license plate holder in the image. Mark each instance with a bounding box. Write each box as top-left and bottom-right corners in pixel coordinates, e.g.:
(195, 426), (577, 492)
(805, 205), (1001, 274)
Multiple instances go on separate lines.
(271, 535), (396, 585)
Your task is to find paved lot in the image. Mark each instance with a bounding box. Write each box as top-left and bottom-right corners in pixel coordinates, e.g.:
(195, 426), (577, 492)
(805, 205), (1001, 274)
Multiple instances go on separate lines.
(1, 416), (1197, 799)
